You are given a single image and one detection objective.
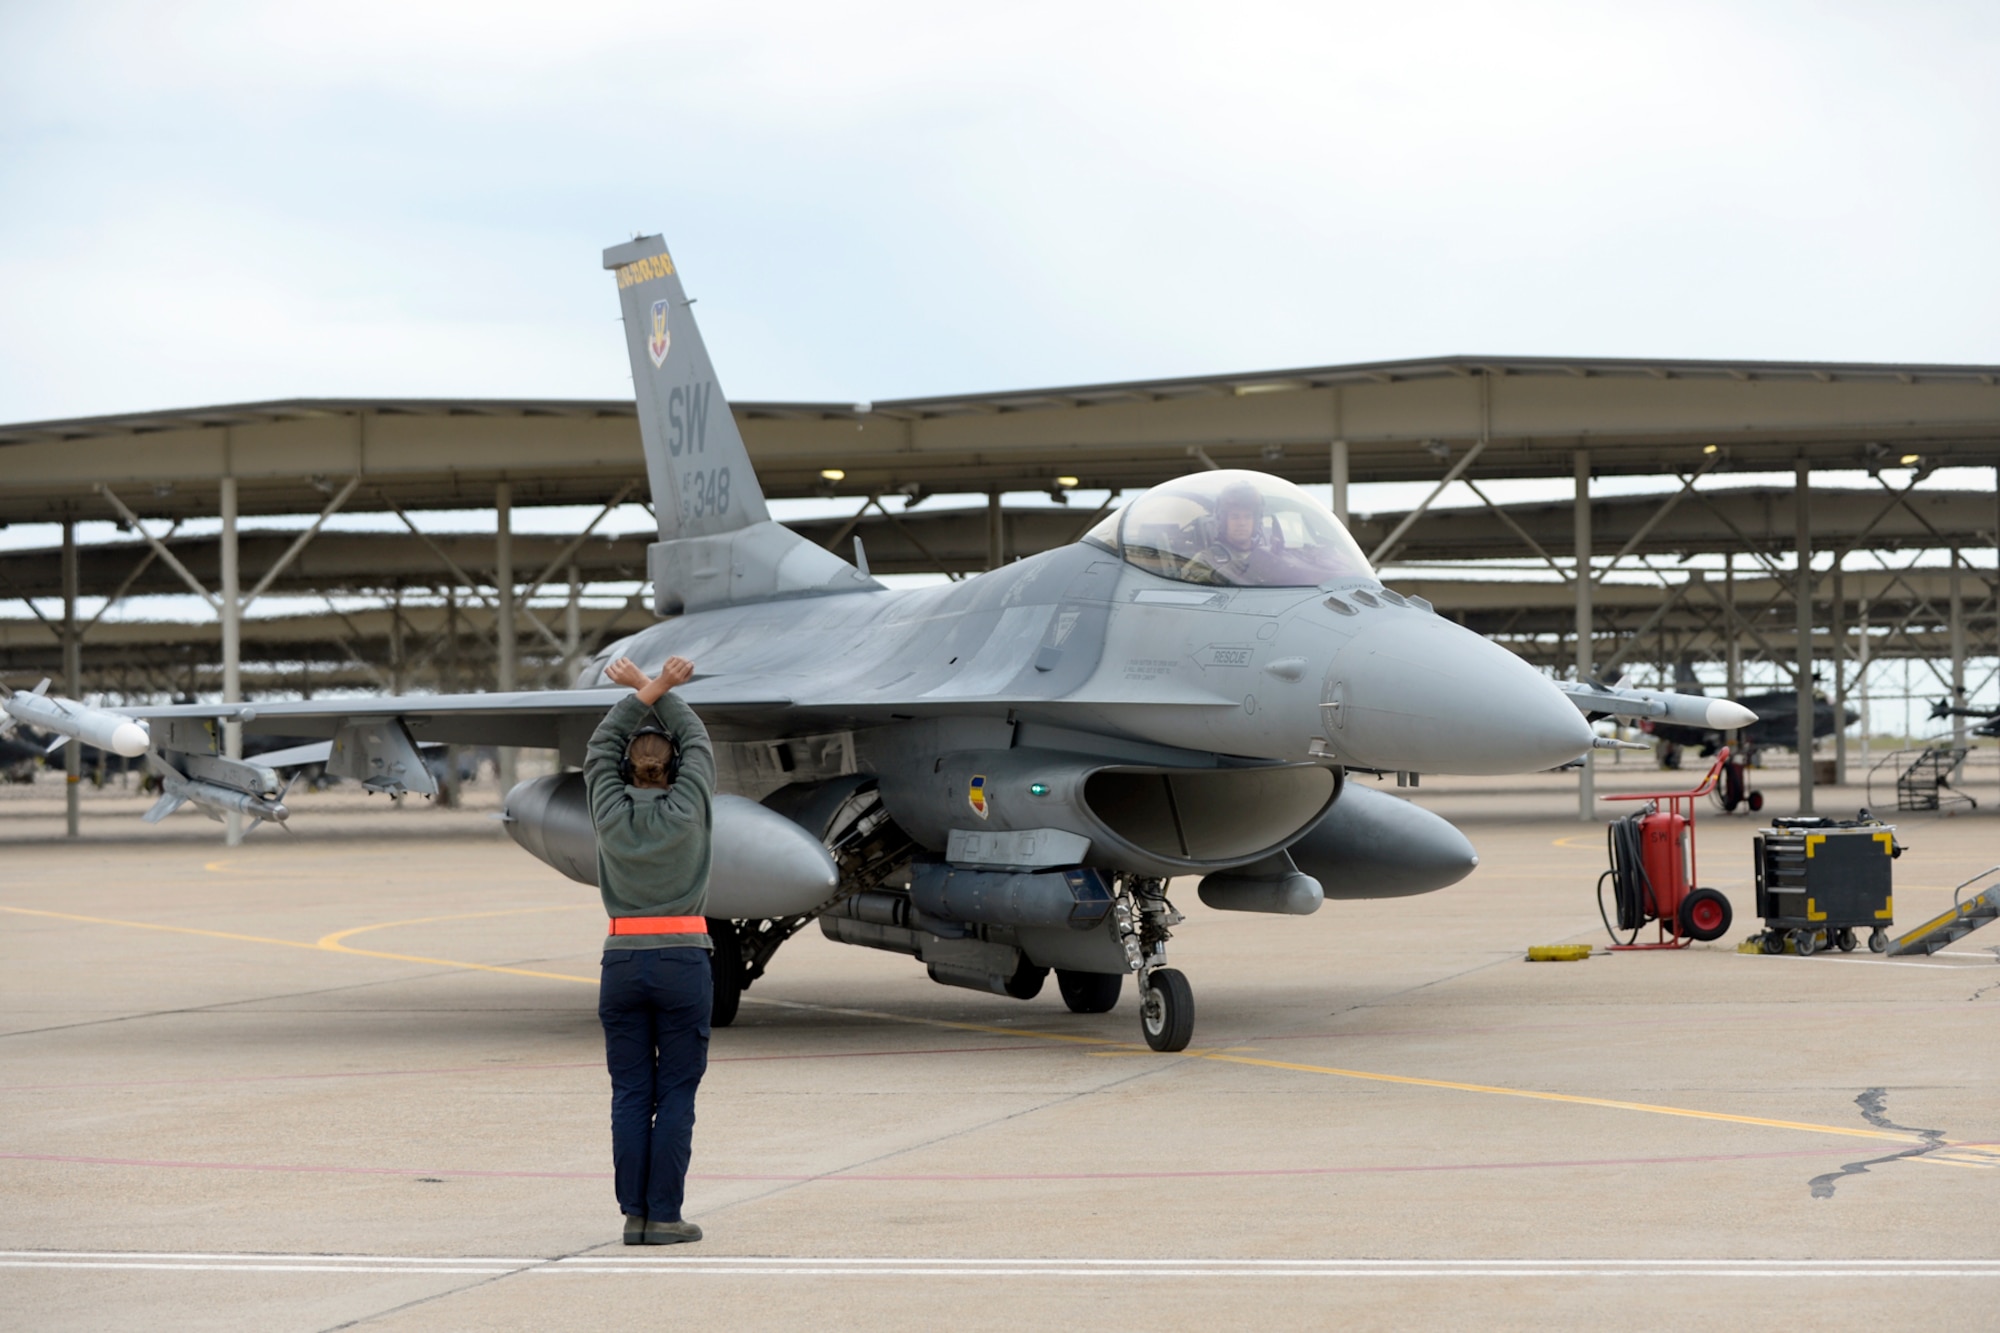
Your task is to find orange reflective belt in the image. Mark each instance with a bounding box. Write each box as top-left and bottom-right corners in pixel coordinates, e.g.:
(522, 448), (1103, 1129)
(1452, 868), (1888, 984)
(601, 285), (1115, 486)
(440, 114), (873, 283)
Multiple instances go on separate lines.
(608, 916), (708, 935)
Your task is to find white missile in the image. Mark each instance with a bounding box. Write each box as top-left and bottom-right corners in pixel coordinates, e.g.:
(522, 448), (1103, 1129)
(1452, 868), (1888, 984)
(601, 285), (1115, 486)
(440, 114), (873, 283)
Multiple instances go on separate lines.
(0, 680), (150, 757)
(1554, 680), (1759, 732)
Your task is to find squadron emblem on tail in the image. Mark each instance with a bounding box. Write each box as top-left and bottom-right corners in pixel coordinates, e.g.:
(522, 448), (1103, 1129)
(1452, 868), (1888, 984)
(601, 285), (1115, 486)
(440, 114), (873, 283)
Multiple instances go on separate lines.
(648, 298), (671, 367)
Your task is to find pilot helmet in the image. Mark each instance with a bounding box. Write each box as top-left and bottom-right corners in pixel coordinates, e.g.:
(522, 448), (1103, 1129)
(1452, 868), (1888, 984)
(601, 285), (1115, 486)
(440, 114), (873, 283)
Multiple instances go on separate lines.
(1216, 480), (1264, 518)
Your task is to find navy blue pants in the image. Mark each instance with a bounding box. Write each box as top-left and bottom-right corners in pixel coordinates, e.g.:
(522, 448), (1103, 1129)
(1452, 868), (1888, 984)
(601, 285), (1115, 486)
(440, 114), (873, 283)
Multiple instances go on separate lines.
(598, 947), (711, 1221)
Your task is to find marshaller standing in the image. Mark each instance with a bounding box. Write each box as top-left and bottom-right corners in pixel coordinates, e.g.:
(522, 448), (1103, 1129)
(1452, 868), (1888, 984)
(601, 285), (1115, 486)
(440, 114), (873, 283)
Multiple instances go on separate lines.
(587, 653), (715, 1246)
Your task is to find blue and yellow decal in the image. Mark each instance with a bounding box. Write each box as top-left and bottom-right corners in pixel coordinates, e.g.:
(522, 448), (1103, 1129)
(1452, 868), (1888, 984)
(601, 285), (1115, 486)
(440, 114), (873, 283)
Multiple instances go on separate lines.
(967, 774), (989, 819)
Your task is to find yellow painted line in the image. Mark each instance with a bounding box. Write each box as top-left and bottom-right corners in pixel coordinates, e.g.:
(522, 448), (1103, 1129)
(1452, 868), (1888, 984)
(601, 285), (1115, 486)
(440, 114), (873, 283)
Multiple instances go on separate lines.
(0, 905), (329, 954)
(0, 904), (598, 987)
(1181, 1050), (1925, 1145)
(736, 1002), (1924, 1146)
(314, 906), (597, 983)
(3, 904), (1943, 1151)
(1550, 834), (1602, 849)
(1911, 1155), (1996, 1172)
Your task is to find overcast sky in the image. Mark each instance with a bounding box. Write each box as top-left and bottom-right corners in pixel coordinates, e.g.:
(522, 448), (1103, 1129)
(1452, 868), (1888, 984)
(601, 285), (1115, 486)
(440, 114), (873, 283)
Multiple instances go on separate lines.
(3, 1), (1998, 425)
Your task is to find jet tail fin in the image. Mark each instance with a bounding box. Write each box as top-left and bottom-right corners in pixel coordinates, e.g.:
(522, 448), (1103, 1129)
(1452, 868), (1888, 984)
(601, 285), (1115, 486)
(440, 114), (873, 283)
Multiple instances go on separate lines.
(604, 236), (770, 542)
(603, 235), (878, 614)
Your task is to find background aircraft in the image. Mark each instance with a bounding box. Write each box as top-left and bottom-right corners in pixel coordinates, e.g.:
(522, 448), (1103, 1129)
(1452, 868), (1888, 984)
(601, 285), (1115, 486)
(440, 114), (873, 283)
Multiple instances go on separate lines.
(30, 236), (1744, 1051)
(1929, 697), (2000, 740)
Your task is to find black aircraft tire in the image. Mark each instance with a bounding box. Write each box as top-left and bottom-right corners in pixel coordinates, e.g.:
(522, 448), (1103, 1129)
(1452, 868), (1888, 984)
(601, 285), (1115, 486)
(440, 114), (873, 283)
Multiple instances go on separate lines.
(1003, 956), (1049, 1001)
(1140, 968), (1195, 1052)
(1056, 969), (1123, 1014)
(707, 918), (743, 1028)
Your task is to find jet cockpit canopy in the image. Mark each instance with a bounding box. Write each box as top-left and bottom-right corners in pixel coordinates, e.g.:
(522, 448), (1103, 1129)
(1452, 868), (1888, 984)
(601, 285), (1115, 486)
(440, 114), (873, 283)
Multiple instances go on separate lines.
(1083, 469), (1374, 588)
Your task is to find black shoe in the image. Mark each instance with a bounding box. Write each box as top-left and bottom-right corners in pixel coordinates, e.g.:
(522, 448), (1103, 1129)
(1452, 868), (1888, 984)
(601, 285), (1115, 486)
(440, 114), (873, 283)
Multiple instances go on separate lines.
(623, 1214), (647, 1246)
(642, 1219), (702, 1245)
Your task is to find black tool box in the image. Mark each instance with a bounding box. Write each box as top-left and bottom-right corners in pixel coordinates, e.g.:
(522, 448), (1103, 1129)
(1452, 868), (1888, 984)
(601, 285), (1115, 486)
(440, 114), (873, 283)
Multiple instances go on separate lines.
(1752, 814), (1900, 956)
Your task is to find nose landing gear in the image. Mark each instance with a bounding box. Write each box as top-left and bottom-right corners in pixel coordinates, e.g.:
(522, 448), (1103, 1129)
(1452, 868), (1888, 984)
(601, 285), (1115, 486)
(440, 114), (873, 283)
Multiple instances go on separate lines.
(1114, 876), (1193, 1051)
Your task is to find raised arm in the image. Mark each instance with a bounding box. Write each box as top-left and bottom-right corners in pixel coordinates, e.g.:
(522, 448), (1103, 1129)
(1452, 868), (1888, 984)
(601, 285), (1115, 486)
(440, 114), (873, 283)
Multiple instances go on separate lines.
(587, 656), (712, 831)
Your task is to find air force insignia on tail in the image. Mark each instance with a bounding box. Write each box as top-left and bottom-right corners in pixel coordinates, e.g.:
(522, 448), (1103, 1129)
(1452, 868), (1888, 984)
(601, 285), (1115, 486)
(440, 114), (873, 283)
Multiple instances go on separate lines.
(648, 300), (671, 368)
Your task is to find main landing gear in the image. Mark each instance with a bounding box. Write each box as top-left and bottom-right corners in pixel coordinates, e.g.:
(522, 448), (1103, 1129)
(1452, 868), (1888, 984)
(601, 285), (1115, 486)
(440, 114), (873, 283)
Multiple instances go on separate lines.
(1113, 876), (1193, 1051)
(1055, 969), (1123, 1014)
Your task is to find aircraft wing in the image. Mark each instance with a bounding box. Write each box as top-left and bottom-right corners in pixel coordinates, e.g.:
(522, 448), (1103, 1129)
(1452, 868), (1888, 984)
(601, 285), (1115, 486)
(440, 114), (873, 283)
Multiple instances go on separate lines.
(122, 683), (797, 752)
(119, 671), (1235, 752)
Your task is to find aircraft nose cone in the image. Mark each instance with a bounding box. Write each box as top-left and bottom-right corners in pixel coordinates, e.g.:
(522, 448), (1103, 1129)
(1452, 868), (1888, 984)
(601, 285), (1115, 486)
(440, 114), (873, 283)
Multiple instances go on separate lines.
(1325, 613), (1593, 775)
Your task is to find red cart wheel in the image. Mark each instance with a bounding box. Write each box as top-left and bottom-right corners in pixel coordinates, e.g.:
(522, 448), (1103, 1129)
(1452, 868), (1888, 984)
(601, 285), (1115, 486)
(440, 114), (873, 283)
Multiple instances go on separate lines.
(1677, 888), (1733, 943)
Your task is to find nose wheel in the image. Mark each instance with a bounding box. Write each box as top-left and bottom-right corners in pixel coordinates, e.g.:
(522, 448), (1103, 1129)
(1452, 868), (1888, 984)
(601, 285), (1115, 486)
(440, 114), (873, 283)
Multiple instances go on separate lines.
(1114, 877), (1193, 1052)
(1139, 967), (1194, 1051)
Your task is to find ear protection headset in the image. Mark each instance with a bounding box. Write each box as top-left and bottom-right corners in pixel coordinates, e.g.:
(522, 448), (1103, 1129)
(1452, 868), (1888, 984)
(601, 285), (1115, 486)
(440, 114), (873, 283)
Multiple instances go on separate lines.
(619, 723), (682, 787)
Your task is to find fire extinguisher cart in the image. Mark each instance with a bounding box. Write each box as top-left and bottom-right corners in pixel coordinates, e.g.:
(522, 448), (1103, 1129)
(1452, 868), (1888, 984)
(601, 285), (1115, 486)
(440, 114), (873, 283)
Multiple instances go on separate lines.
(1597, 748), (1736, 950)
(1752, 815), (1900, 956)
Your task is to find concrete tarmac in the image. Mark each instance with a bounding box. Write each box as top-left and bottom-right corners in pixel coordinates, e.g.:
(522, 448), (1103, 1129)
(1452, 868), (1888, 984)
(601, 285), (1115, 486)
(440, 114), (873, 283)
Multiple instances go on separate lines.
(3, 769), (1997, 1330)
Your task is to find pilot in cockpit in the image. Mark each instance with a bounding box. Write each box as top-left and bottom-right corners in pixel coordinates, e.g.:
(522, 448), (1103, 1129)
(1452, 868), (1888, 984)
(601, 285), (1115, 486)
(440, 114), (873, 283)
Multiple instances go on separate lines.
(1181, 481), (1274, 586)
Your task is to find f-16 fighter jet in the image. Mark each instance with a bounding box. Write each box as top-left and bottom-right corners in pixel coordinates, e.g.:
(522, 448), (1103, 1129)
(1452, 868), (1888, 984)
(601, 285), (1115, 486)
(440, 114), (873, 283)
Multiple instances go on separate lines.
(104, 235), (1750, 1051)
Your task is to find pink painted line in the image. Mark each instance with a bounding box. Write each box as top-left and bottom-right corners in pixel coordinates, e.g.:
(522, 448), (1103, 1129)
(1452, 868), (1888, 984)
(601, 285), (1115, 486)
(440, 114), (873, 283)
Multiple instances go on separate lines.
(0, 1152), (608, 1181)
(0, 1144), (1872, 1185)
(2, 1043), (1046, 1093)
(1, 1062), (601, 1093)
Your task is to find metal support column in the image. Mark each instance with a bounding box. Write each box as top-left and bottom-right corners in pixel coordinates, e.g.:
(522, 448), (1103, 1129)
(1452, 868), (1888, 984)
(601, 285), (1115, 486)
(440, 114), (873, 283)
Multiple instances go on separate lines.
(1575, 450), (1594, 819)
(1948, 552), (1966, 748)
(62, 520), (80, 838)
(986, 490), (1003, 571)
(1330, 439), (1350, 527)
(494, 481), (517, 792)
(1724, 551), (1742, 697)
(388, 589), (406, 696)
(220, 475), (243, 846)
(1831, 560), (1846, 787)
(1857, 597), (1871, 767)
(563, 564), (582, 685)
(1794, 460), (1814, 815)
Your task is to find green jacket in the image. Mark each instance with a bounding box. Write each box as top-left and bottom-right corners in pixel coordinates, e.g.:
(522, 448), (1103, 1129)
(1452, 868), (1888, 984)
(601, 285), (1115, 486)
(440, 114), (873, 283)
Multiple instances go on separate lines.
(584, 692), (715, 951)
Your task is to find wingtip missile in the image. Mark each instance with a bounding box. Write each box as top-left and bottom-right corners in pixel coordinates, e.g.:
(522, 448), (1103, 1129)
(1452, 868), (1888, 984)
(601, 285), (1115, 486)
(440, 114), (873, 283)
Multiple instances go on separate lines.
(0, 690), (151, 757)
(1557, 680), (1759, 732)
(1704, 698), (1758, 731)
